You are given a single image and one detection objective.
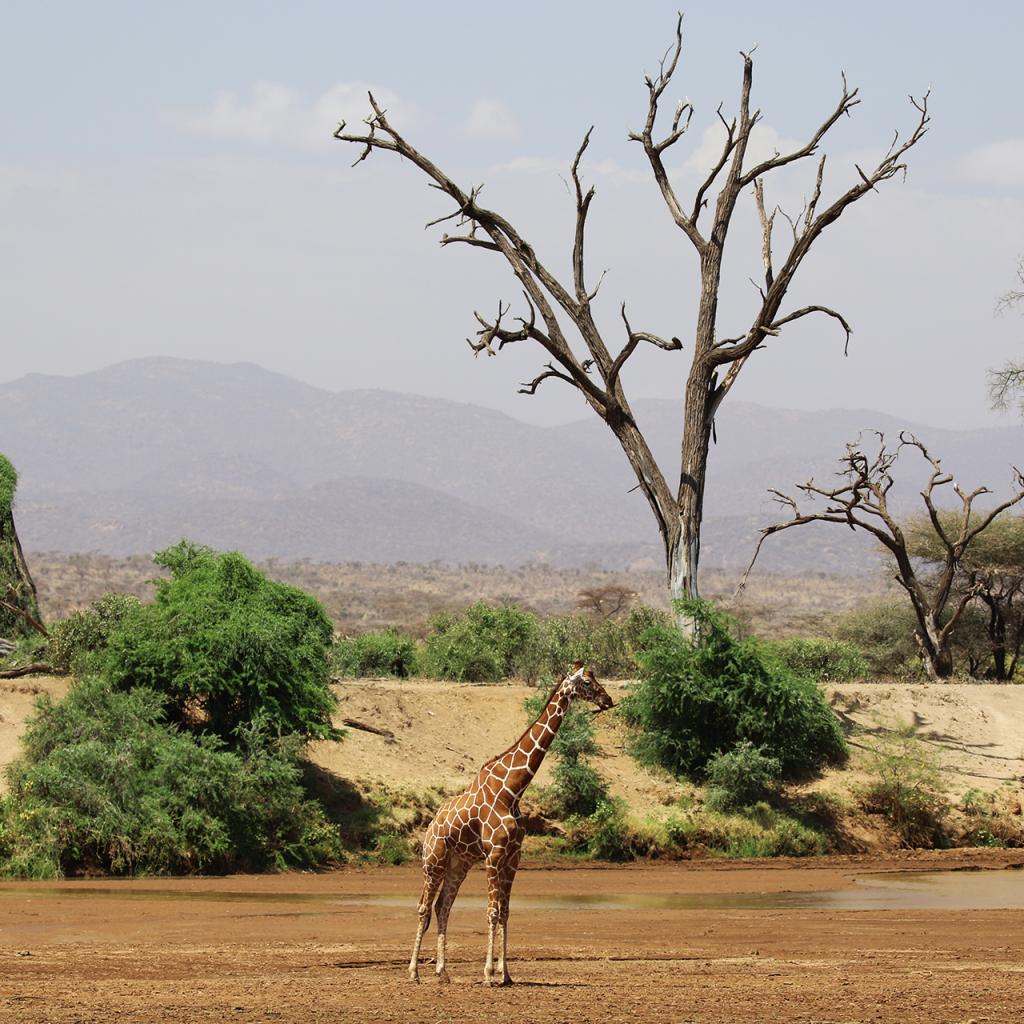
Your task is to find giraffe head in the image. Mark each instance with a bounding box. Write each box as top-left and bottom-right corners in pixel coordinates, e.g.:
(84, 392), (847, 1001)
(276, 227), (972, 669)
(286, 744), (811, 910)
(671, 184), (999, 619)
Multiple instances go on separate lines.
(561, 661), (615, 712)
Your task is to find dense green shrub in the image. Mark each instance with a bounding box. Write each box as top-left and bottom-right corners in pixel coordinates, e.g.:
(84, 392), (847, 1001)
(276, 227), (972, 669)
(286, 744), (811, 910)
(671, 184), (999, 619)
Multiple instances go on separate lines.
(421, 602), (540, 682)
(620, 601), (846, 780)
(46, 593), (141, 673)
(763, 637), (868, 682)
(0, 676), (343, 878)
(332, 628), (418, 678)
(104, 541), (338, 741)
(834, 601), (923, 678)
(703, 742), (781, 811)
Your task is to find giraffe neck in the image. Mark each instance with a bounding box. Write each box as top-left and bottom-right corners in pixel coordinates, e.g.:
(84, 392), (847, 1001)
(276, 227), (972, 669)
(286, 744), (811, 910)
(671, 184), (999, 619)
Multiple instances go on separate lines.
(499, 685), (573, 800)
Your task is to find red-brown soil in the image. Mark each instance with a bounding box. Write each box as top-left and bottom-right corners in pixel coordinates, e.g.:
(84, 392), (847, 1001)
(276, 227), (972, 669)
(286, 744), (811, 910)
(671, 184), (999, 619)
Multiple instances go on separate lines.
(2, 851), (1023, 1024)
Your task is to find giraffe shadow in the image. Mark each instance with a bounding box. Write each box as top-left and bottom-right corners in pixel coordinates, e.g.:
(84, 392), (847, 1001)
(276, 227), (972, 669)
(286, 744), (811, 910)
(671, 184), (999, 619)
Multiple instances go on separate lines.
(509, 981), (590, 989)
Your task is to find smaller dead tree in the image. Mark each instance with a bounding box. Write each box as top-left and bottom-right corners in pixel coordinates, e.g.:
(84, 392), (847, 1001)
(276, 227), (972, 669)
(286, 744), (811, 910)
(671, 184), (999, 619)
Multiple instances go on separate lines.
(745, 433), (1024, 680)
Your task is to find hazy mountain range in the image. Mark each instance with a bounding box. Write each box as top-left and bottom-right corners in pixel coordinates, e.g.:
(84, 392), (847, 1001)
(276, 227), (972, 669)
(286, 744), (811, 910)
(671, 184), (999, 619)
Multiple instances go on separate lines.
(2, 358), (1021, 575)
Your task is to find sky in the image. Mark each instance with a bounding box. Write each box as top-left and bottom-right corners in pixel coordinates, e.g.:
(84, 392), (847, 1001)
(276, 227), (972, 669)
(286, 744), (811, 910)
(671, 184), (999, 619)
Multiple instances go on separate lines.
(2, 0), (1022, 429)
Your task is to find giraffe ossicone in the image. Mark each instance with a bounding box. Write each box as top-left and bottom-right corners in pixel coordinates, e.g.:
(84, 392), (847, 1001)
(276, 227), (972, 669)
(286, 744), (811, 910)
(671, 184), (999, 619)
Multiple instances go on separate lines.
(408, 662), (614, 986)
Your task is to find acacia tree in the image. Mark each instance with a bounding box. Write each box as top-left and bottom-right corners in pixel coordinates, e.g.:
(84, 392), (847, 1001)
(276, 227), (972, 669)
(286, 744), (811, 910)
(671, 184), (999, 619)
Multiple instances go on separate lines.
(747, 433), (1024, 679)
(334, 16), (929, 619)
(905, 511), (1024, 680)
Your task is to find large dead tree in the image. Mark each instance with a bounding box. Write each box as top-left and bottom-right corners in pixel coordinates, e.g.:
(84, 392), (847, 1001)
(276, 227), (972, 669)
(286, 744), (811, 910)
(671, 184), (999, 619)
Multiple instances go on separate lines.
(746, 433), (1024, 679)
(333, 16), (929, 622)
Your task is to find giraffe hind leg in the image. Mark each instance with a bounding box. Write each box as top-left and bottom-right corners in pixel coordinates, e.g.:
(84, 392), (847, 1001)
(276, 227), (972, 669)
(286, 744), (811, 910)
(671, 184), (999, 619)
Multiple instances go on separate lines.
(409, 838), (447, 983)
(433, 855), (472, 983)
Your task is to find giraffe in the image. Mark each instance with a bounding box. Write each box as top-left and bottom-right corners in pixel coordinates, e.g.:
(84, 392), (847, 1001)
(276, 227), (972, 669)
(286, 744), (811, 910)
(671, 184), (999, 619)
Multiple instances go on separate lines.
(408, 662), (614, 986)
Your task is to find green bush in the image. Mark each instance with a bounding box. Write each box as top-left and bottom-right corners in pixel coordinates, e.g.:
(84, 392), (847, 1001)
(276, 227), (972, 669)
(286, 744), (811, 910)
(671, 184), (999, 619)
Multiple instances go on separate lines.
(763, 637), (868, 682)
(703, 742), (781, 811)
(421, 602), (540, 682)
(0, 676), (343, 878)
(104, 541), (338, 741)
(46, 593), (141, 673)
(834, 601), (923, 678)
(620, 600), (846, 780)
(333, 628), (418, 678)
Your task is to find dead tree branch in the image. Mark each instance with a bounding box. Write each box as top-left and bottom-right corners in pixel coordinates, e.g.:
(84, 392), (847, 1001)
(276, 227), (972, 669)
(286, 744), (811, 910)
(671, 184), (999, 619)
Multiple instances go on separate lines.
(743, 433), (1024, 678)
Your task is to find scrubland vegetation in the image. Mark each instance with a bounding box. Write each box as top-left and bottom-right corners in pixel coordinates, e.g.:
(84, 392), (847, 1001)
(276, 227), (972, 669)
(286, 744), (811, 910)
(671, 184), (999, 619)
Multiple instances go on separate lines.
(2, 537), (1024, 878)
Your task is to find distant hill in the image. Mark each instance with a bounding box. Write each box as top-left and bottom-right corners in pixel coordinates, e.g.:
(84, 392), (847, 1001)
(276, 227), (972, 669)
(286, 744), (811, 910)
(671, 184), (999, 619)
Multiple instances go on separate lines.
(3, 357), (1022, 573)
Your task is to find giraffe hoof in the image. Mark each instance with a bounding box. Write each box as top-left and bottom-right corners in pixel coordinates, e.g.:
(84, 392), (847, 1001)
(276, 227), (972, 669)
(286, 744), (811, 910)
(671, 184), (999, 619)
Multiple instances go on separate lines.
(436, 969), (451, 985)
(408, 971), (421, 984)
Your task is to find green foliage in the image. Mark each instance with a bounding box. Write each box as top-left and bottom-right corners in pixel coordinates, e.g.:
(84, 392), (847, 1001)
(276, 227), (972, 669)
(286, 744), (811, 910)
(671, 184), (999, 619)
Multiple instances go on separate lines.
(421, 602), (540, 682)
(858, 728), (949, 848)
(703, 742), (781, 812)
(763, 637), (868, 682)
(370, 832), (412, 865)
(46, 593), (141, 674)
(418, 601), (667, 683)
(834, 601), (923, 678)
(620, 601), (846, 780)
(0, 454), (14, 519)
(0, 676), (343, 878)
(332, 628), (418, 678)
(104, 541), (338, 741)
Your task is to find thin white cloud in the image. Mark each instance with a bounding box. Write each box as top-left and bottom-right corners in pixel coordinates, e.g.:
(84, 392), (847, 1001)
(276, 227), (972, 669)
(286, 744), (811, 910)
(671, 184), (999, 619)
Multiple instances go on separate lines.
(463, 99), (520, 141)
(172, 82), (412, 150)
(682, 121), (802, 179)
(954, 139), (1024, 188)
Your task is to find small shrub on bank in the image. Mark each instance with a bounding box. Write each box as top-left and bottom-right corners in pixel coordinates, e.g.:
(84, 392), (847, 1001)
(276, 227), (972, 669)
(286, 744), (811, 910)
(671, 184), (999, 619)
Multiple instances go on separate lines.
(0, 676), (343, 878)
(620, 601), (846, 780)
(762, 637), (868, 682)
(667, 803), (831, 858)
(562, 799), (657, 861)
(104, 541), (338, 741)
(858, 728), (949, 847)
(332, 628), (418, 678)
(703, 742), (781, 811)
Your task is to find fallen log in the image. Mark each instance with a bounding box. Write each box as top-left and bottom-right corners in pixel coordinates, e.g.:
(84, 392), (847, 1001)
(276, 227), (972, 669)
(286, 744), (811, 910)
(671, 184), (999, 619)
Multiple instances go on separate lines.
(0, 662), (54, 679)
(341, 717), (396, 742)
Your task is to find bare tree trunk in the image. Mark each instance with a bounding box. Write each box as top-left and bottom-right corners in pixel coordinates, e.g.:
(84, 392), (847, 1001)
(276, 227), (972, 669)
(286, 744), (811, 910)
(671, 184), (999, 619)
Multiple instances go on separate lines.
(333, 18), (929, 623)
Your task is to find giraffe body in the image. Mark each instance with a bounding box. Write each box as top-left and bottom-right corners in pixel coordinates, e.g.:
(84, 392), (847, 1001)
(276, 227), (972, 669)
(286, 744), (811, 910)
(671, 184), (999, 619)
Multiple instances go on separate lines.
(408, 664), (613, 985)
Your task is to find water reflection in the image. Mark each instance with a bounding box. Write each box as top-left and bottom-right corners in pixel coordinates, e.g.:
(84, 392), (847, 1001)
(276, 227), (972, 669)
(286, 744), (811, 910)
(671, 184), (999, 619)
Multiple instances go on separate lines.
(0, 869), (1021, 912)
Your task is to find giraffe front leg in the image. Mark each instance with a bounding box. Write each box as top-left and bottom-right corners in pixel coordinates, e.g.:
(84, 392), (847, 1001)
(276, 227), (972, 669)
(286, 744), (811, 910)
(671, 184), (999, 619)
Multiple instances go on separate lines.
(483, 859), (501, 986)
(496, 838), (521, 986)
